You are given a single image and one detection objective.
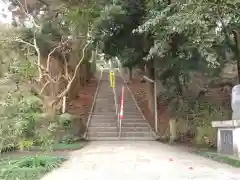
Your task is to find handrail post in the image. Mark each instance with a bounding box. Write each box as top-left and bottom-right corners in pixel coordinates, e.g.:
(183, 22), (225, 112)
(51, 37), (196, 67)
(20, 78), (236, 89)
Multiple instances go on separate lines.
(143, 76), (158, 133)
(113, 87), (118, 115)
(119, 85), (125, 137)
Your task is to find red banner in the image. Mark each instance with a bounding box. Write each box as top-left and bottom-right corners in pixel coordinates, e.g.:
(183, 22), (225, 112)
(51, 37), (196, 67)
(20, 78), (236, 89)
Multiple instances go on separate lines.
(119, 85), (125, 119)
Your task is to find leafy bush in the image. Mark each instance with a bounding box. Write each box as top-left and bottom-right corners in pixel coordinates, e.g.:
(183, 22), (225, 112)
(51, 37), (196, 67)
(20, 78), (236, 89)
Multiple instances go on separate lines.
(34, 122), (58, 151)
(0, 156), (66, 180)
(189, 101), (227, 147)
(58, 113), (74, 130)
(195, 127), (217, 147)
(0, 93), (44, 152)
(18, 140), (34, 151)
(191, 101), (229, 127)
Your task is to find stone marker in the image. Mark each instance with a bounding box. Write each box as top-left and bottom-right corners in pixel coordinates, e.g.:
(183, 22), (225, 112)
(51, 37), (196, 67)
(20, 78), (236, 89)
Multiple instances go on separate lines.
(212, 84), (240, 157)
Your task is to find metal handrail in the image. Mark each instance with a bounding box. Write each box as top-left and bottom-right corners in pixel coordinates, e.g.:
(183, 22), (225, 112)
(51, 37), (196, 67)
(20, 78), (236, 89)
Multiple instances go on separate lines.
(113, 86), (118, 115)
(118, 67), (157, 138)
(83, 69), (103, 139)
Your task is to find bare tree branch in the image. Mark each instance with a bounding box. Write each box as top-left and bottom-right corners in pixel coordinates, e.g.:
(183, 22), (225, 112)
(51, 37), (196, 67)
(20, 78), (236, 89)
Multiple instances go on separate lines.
(24, 0), (28, 14)
(15, 38), (35, 47)
(39, 81), (50, 94)
(16, 0), (40, 28)
(54, 41), (91, 104)
(63, 53), (71, 82)
(46, 39), (70, 72)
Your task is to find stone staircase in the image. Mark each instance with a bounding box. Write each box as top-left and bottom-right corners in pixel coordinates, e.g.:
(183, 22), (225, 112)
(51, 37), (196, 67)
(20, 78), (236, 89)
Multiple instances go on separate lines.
(86, 70), (155, 140)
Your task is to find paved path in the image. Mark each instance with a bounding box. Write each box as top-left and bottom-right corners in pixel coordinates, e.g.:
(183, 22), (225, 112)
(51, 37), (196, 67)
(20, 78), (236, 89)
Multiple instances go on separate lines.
(41, 141), (240, 180)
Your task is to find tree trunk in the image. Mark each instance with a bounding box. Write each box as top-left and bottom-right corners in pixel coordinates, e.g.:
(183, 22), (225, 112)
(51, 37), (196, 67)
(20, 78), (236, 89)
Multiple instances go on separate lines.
(128, 67), (133, 82)
(169, 118), (177, 143)
(79, 63), (86, 87)
(146, 59), (155, 114)
(40, 56), (64, 120)
(91, 50), (97, 74)
(139, 63), (145, 74)
(68, 39), (82, 99)
(233, 30), (240, 83)
(85, 61), (91, 83)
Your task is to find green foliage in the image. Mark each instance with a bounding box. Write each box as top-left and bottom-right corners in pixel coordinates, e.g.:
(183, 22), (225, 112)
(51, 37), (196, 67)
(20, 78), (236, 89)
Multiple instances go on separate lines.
(133, 0), (240, 121)
(19, 140), (34, 151)
(197, 151), (240, 167)
(35, 122), (58, 152)
(0, 90), (58, 153)
(0, 0), (102, 156)
(60, 134), (75, 144)
(58, 113), (74, 130)
(29, 143), (83, 151)
(195, 127), (217, 147)
(57, 113), (76, 144)
(0, 93), (42, 151)
(0, 156), (66, 180)
(191, 101), (230, 127)
(93, 0), (147, 67)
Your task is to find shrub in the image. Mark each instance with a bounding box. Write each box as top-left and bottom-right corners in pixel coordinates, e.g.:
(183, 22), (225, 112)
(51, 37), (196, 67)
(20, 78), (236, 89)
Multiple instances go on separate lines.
(58, 113), (74, 130)
(0, 94), (43, 152)
(0, 156), (66, 180)
(195, 126), (217, 147)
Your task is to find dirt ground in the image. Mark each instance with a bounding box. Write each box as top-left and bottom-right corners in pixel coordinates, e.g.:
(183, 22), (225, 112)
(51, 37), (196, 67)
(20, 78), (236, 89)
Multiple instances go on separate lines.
(66, 77), (98, 134)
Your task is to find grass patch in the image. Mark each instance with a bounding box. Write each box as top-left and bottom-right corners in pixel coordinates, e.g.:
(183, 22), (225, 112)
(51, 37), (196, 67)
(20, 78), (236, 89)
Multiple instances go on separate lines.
(196, 151), (240, 167)
(29, 143), (84, 151)
(0, 155), (67, 180)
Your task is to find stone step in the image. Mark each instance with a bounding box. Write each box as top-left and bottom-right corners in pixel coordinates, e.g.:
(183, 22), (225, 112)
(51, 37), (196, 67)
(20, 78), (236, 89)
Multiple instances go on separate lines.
(88, 126), (118, 132)
(123, 117), (144, 121)
(94, 107), (116, 111)
(121, 107), (139, 110)
(121, 122), (150, 127)
(91, 113), (117, 116)
(90, 119), (117, 123)
(89, 122), (117, 127)
(121, 115), (143, 119)
(91, 114), (116, 117)
(94, 107), (116, 110)
(93, 110), (116, 113)
(121, 127), (151, 132)
(95, 99), (113, 102)
(120, 132), (153, 137)
(90, 119), (146, 124)
(87, 131), (118, 137)
(93, 112), (117, 115)
(87, 137), (156, 141)
(123, 111), (143, 118)
(124, 103), (137, 105)
(96, 96), (114, 98)
(88, 126), (150, 132)
(90, 116), (116, 120)
(123, 105), (139, 108)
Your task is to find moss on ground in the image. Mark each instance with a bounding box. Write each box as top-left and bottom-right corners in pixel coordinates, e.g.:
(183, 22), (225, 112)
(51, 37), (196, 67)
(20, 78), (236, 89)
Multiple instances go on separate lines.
(196, 151), (240, 167)
(0, 155), (66, 180)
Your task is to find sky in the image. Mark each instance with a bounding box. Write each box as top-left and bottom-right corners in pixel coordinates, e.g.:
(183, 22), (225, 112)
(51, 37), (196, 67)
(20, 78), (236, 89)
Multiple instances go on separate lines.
(0, 0), (12, 24)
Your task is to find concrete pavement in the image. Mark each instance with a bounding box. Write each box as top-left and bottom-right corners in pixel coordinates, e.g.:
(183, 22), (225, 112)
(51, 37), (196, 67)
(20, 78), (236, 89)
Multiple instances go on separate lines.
(41, 141), (240, 180)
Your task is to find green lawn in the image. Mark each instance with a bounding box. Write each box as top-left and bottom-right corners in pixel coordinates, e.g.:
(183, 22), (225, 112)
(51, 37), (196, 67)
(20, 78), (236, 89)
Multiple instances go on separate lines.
(0, 155), (67, 180)
(196, 151), (240, 167)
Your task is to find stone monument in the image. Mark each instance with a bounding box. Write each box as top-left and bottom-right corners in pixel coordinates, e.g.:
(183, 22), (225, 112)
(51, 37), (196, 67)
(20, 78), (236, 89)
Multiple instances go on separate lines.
(212, 84), (240, 157)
